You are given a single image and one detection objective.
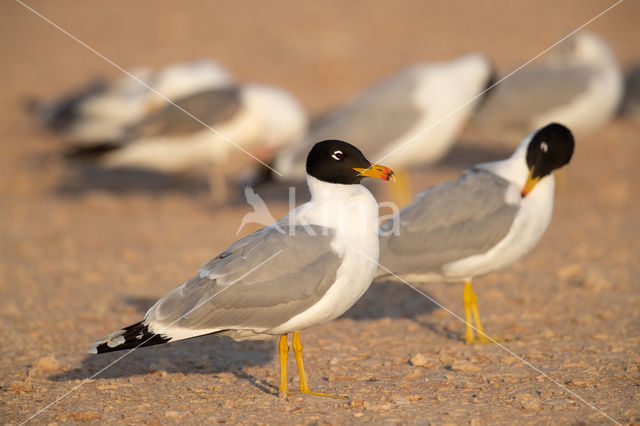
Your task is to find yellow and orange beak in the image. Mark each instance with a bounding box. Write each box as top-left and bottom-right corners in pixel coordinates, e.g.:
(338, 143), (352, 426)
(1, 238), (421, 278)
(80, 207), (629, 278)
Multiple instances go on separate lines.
(521, 167), (540, 197)
(353, 164), (396, 182)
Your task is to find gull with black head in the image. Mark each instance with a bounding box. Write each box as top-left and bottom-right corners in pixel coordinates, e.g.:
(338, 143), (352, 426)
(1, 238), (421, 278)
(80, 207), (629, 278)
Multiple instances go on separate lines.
(377, 123), (574, 343)
(89, 140), (395, 398)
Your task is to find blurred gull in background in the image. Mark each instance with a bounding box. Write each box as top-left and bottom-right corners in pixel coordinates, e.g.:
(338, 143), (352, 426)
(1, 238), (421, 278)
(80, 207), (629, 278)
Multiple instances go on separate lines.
(273, 53), (494, 205)
(66, 84), (308, 203)
(472, 32), (623, 144)
(29, 59), (233, 143)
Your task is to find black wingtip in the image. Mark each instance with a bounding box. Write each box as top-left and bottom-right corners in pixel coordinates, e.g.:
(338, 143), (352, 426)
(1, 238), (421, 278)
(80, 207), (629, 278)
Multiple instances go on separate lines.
(64, 143), (121, 161)
(89, 322), (171, 354)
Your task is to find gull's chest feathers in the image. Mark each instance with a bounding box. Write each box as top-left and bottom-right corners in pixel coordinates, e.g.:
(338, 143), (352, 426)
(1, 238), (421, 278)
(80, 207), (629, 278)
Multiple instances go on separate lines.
(271, 176), (381, 333)
(291, 176), (380, 251)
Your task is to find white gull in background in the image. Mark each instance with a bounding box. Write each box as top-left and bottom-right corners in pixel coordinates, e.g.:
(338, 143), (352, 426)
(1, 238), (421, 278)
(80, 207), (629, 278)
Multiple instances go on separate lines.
(377, 123), (574, 343)
(67, 84), (308, 202)
(273, 53), (494, 204)
(89, 140), (395, 398)
(472, 32), (622, 143)
(30, 59), (233, 143)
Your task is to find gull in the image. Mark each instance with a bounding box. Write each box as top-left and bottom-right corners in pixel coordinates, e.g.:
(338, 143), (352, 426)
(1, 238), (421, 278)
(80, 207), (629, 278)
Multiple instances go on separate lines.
(66, 84), (308, 203)
(377, 123), (574, 343)
(30, 59), (233, 143)
(473, 32), (622, 143)
(273, 53), (494, 205)
(89, 140), (395, 398)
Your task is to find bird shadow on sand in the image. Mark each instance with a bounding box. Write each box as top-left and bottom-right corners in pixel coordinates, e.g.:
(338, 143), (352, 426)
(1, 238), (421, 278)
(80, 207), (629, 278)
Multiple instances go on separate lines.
(49, 334), (278, 395)
(55, 164), (212, 196)
(52, 160), (309, 210)
(344, 280), (462, 342)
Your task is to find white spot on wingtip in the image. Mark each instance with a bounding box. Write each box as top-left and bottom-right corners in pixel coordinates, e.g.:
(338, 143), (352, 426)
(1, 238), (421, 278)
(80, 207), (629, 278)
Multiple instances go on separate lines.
(107, 335), (125, 348)
(87, 345), (98, 354)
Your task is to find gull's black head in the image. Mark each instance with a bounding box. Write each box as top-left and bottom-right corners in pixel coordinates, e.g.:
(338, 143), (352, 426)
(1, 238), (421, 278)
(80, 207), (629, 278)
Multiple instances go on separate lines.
(521, 123), (574, 196)
(306, 140), (395, 184)
(526, 123), (575, 179)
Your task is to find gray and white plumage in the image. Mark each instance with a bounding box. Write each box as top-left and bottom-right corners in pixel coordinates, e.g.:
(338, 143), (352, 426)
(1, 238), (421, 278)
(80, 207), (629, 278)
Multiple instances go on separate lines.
(32, 59), (234, 143)
(473, 32), (623, 143)
(274, 53), (493, 180)
(144, 224), (341, 341)
(379, 169), (519, 277)
(377, 123), (575, 282)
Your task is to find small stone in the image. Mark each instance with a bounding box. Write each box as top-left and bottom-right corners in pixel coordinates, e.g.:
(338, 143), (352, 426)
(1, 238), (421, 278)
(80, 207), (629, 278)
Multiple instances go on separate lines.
(393, 397), (409, 406)
(583, 267), (612, 292)
(5, 379), (34, 393)
(450, 360), (481, 372)
(556, 263), (582, 280)
(404, 369), (422, 380)
(567, 378), (589, 386)
(33, 356), (61, 371)
(500, 356), (518, 364)
(353, 412), (365, 418)
(519, 394), (542, 410)
(409, 353), (428, 366)
(28, 356), (61, 376)
(541, 329), (555, 339)
(349, 398), (367, 408)
(97, 383), (119, 391)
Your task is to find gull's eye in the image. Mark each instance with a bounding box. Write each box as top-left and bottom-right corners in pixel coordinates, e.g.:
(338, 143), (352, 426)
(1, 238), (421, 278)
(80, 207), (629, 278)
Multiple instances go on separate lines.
(332, 150), (344, 160)
(540, 142), (548, 153)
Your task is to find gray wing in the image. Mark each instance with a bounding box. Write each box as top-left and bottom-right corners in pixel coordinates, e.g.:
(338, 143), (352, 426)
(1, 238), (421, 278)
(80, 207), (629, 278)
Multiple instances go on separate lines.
(126, 86), (242, 140)
(475, 65), (594, 135)
(145, 224), (342, 332)
(378, 169), (519, 275)
(281, 69), (424, 178)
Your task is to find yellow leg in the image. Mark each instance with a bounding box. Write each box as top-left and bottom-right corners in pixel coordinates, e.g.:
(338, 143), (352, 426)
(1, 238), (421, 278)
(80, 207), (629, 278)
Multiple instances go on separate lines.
(278, 334), (289, 396)
(462, 281), (476, 344)
(292, 332), (347, 399)
(470, 291), (490, 343)
(388, 168), (412, 208)
(463, 281), (496, 344)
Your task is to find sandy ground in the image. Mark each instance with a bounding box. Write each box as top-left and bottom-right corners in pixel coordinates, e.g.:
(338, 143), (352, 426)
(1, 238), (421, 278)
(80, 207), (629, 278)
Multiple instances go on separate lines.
(1, 1), (639, 424)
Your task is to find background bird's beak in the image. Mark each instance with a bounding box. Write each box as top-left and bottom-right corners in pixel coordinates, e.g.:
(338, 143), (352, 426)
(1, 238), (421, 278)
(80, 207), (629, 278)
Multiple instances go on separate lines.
(354, 164), (396, 182)
(521, 167), (540, 197)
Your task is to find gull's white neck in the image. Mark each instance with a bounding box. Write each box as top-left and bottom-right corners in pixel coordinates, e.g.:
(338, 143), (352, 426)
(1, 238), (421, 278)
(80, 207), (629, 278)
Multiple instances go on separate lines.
(476, 134), (531, 188)
(288, 175), (380, 239)
(475, 130), (556, 223)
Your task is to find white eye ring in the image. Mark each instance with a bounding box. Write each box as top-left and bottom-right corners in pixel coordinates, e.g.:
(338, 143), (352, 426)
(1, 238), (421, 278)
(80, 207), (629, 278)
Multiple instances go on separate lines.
(540, 142), (548, 153)
(332, 151), (344, 160)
